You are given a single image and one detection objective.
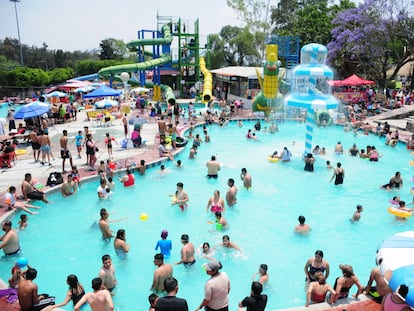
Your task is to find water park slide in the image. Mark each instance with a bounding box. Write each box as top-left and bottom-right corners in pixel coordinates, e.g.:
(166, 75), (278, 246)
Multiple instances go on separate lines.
(199, 57), (212, 102)
(98, 24), (175, 103)
(98, 55), (172, 77)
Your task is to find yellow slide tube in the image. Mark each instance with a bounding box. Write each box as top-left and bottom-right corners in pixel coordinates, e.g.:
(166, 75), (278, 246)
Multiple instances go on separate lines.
(199, 57), (213, 102)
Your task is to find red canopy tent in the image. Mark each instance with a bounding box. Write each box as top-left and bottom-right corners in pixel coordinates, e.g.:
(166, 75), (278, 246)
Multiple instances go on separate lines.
(328, 74), (375, 87)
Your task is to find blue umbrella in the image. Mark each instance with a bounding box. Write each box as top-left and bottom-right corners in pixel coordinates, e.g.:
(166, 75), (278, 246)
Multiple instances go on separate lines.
(389, 264), (414, 307)
(46, 91), (67, 98)
(14, 101), (50, 119)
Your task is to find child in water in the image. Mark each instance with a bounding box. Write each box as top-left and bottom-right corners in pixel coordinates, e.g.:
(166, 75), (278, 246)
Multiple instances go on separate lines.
(18, 214), (28, 230)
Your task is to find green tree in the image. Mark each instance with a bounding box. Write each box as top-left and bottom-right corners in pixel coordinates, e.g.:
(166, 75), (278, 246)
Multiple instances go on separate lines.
(219, 25), (260, 66)
(207, 34), (226, 69)
(48, 68), (74, 85)
(99, 38), (128, 60)
(226, 0), (272, 57)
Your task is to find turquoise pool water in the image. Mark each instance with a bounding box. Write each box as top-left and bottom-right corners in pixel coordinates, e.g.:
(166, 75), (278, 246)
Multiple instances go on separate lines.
(1, 120), (413, 310)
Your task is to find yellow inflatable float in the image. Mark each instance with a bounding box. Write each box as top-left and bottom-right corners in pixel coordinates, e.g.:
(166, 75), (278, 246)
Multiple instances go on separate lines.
(268, 157), (279, 163)
(388, 207), (413, 218)
(15, 149), (27, 155)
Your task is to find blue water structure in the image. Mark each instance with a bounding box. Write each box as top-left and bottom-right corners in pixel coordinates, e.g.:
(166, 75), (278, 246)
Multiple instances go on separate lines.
(285, 43), (338, 154)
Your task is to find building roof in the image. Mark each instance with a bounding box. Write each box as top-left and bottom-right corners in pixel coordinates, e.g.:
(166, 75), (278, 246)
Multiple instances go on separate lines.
(210, 66), (263, 79)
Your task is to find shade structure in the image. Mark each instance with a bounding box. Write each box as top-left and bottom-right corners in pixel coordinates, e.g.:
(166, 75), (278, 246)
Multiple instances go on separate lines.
(83, 85), (121, 98)
(14, 101), (50, 119)
(388, 265), (414, 307)
(94, 99), (119, 109)
(328, 74), (375, 87)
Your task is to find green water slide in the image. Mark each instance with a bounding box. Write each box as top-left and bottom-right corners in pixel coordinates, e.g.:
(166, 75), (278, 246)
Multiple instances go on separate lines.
(98, 24), (175, 102)
(98, 55), (172, 77)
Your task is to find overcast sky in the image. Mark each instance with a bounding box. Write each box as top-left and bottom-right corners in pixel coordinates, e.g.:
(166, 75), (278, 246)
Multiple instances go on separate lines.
(0, 0), (241, 52)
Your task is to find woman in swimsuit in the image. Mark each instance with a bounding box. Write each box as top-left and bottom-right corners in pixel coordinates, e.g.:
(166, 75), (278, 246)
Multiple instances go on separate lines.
(330, 162), (344, 185)
(305, 272), (335, 307)
(331, 264), (364, 303)
(381, 284), (412, 311)
(114, 229), (130, 258)
(51, 274), (85, 309)
(382, 171), (403, 190)
(206, 190), (225, 213)
(304, 250), (330, 282)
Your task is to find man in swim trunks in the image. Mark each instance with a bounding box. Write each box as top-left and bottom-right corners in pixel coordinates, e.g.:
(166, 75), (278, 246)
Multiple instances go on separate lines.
(18, 268), (54, 311)
(29, 126), (41, 162)
(40, 131), (52, 166)
(21, 173), (49, 203)
(240, 168), (252, 189)
(61, 174), (77, 197)
(60, 129), (73, 173)
(99, 208), (113, 240)
(175, 234), (196, 267)
(226, 178), (238, 207)
(151, 253), (173, 293)
(74, 277), (114, 311)
(122, 114), (128, 139)
(364, 267), (392, 303)
(99, 254), (117, 294)
(206, 155), (220, 178)
(0, 220), (20, 256)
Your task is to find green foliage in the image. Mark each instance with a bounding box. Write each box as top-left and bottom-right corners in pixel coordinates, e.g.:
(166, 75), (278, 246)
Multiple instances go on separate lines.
(99, 38), (128, 60)
(48, 68), (74, 85)
(208, 34), (226, 69)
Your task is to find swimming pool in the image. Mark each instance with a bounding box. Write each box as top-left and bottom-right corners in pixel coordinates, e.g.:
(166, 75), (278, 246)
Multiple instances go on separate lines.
(1, 120), (413, 310)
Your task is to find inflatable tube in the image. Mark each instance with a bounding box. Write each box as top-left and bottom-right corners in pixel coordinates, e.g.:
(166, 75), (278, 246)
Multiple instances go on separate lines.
(268, 157), (279, 162)
(175, 138), (187, 148)
(409, 161), (414, 166)
(387, 207), (413, 218)
(389, 199), (400, 206)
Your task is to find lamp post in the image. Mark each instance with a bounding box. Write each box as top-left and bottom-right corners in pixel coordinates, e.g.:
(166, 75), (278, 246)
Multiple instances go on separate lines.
(120, 72), (130, 105)
(10, 0), (23, 66)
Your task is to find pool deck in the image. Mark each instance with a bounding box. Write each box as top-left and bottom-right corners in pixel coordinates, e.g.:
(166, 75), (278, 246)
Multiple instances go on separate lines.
(0, 103), (412, 311)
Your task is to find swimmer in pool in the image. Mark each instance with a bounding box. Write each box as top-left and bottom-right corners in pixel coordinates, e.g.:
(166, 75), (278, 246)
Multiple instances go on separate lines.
(334, 141), (344, 154)
(175, 234), (196, 267)
(221, 235), (240, 251)
(206, 190), (225, 213)
(252, 264), (269, 284)
(113, 229), (130, 258)
(294, 215), (311, 234)
(198, 242), (215, 261)
(170, 182), (189, 211)
(226, 178), (238, 207)
(350, 205), (363, 222)
(98, 254), (117, 294)
(214, 211), (228, 229)
(240, 168), (252, 189)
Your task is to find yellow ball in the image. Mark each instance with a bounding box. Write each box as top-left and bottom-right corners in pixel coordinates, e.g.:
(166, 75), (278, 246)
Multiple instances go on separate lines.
(139, 213), (148, 221)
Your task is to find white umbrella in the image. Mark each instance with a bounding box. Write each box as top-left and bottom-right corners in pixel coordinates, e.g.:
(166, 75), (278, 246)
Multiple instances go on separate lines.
(94, 99), (119, 109)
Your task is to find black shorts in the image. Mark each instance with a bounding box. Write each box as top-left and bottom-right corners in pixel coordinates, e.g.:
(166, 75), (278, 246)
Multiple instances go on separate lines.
(61, 150), (71, 159)
(27, 190), (44, 200)
(207, 174), (218, 179)
(31, 142), (41, 151)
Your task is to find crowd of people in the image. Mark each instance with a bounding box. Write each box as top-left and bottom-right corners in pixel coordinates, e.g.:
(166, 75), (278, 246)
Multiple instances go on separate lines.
(1, 93), (414, 311)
